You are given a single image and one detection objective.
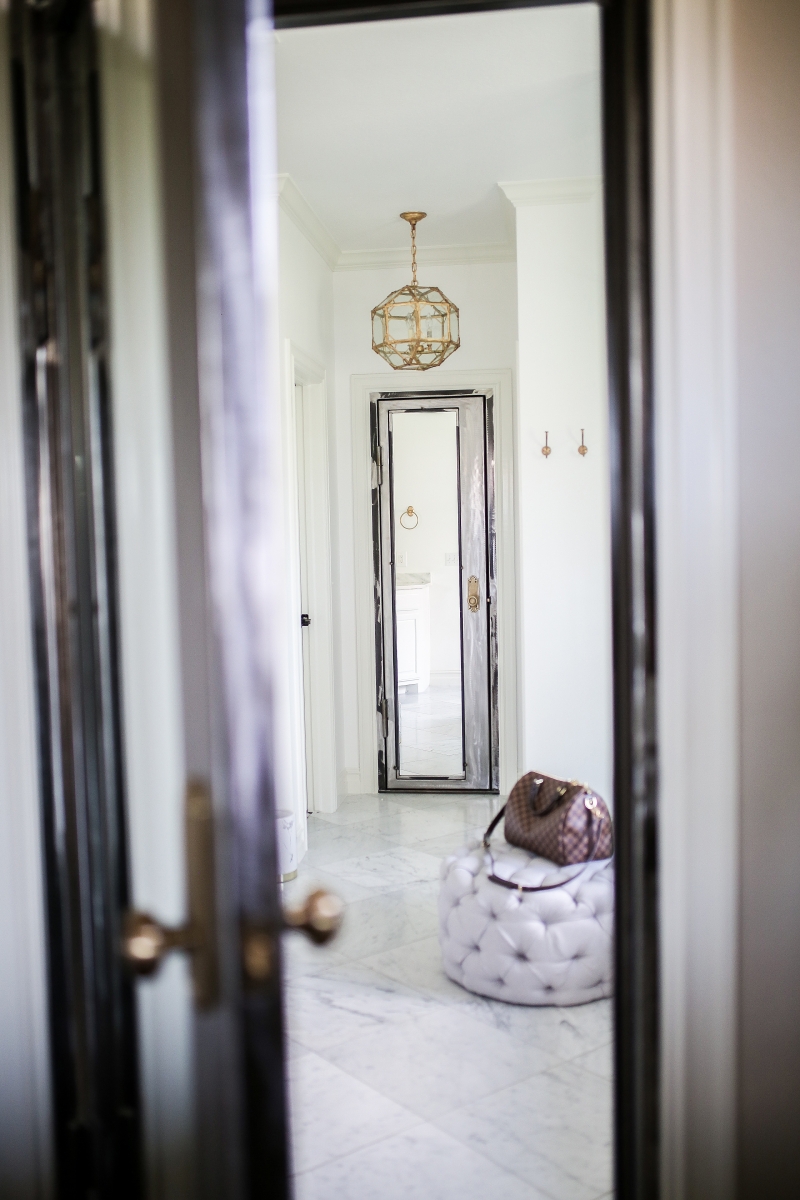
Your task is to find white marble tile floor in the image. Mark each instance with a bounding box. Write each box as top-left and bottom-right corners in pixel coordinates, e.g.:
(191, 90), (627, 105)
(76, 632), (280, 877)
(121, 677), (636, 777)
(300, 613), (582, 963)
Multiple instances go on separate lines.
(398, 682), (465, 777)
(283, 792), (613, 1200)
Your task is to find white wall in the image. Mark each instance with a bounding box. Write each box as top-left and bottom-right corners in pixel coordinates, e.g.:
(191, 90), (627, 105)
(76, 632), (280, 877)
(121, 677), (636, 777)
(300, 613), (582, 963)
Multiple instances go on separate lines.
(332, 260), (518, 789)
(732, 0), (800, 1191)
(278, 209), (336, 362)
(279, 186), (611, 805)
(276, 209), (336, 831)
(511, 182), (613, 805)
(653, 0), (739, 1193)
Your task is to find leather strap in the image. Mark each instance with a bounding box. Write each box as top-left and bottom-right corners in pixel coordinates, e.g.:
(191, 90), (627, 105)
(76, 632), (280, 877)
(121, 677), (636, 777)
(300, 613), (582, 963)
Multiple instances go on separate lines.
(482, 796), (609, 893)
(482, 802), (507, 845)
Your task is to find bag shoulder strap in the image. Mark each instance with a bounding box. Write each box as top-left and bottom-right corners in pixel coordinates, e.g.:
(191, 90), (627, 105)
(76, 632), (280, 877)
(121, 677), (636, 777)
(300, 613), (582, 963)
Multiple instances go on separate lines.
(481, 802), (507, 848)
(481, 793), (609, 894)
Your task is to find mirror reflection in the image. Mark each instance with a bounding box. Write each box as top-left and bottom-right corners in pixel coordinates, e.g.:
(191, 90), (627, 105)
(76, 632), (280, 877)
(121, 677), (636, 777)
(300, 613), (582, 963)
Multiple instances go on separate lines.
(274, 4), (614, 1199)
(392, 410), (465, 780)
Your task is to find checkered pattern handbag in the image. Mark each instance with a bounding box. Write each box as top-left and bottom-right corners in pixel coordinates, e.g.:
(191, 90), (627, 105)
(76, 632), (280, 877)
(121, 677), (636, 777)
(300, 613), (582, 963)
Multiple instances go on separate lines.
(482, 772), (613, 892)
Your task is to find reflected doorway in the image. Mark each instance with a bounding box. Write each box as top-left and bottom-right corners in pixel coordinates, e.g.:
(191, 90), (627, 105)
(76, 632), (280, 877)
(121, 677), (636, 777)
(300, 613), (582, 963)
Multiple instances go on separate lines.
(373, 392), (498, 791)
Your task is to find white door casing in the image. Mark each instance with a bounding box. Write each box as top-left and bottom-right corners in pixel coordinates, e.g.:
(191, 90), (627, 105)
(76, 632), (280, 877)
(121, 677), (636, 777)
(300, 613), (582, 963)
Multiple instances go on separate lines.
(281, 341), (338, 828)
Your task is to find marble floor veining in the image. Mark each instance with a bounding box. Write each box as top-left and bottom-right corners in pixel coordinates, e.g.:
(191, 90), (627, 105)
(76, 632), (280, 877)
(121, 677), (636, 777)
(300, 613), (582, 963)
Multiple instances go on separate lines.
(398, 682), (464, 777)
(282, 792), (613, 1200)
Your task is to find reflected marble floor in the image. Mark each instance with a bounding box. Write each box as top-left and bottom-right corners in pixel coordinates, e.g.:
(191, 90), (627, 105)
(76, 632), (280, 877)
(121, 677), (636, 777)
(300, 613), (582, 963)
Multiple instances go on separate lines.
(282, 793), (613, 1200)
(398, 681), (464, 777)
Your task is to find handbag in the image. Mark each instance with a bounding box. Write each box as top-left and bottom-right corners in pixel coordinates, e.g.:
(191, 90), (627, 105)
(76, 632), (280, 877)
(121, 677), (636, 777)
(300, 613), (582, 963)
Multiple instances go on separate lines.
(482, 771), (613, 893)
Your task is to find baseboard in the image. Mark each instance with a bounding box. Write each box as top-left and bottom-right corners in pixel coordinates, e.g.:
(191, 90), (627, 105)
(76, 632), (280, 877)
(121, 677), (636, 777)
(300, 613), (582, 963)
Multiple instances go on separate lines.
(430, 670), (461, 686)
(338, 768), (361, 796)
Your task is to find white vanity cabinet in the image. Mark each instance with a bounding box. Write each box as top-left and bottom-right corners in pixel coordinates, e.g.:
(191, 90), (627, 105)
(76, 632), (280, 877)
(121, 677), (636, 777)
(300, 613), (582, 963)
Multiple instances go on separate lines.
(394, 574), (431, 693)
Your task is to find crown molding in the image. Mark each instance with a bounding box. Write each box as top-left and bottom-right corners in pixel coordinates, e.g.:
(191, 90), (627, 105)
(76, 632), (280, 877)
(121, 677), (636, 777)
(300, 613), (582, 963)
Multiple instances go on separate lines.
(336, 241), (515, 272)
(277, 172), (517, 272)
(277, 174), (340, 271)
(498, 176), (602, 207)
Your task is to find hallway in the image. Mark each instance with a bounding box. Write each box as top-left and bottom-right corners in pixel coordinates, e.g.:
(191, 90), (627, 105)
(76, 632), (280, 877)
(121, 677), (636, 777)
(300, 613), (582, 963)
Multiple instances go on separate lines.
(283, 794), (613, 1200)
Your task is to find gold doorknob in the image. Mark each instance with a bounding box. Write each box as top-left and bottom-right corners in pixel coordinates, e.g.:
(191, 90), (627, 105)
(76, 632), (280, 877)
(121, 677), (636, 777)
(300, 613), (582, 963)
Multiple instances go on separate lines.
(284, 888), (344, 944)
(122, 911), (196, 976)
(240, 889), (345, 986)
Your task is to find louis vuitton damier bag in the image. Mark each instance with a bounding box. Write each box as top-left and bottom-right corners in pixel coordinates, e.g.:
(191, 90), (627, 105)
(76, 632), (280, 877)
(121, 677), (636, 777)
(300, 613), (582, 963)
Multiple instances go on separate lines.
(482, 771), (613, 893)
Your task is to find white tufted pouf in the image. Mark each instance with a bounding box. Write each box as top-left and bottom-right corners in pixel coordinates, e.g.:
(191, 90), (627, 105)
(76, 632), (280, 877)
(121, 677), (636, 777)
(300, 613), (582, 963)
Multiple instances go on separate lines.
(438, 840), (614, 1006)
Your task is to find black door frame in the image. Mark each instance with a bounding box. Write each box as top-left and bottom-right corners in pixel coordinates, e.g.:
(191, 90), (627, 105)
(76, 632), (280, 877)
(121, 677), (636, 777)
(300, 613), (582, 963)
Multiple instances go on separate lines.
(9, 3), (143, 1194)
(273, 2), (658, 1198)
(9, 0), (656, 1196)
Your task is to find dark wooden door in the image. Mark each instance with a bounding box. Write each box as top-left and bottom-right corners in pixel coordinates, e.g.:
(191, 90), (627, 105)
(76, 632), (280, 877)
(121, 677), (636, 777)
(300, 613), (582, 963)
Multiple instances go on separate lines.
(9, 0), (290, 1196)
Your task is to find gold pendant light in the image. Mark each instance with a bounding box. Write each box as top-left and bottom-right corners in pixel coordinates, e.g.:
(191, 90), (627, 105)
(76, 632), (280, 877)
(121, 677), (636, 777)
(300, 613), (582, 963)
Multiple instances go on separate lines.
(371, 213), (460, 371)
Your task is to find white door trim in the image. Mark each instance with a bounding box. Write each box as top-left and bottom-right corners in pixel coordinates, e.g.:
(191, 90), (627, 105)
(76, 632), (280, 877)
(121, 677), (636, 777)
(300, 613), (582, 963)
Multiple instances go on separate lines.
(282, 341), (338, 824)
(653, 0), (739, 1194)
(350, 368), (518, 796)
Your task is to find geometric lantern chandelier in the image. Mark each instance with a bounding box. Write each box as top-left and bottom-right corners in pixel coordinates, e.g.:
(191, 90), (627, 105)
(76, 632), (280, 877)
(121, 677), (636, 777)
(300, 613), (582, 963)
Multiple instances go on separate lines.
(371, 212), (460, 371)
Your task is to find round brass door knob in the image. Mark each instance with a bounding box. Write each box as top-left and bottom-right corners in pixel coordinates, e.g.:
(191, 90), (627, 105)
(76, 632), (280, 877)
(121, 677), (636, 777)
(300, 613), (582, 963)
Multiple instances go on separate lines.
(284, 889), (345, 945)
(122, 911), (194, 976)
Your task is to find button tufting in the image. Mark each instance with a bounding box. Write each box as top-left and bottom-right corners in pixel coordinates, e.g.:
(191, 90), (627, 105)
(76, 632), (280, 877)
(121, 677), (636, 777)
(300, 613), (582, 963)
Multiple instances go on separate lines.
(439, 844), (613, 1006)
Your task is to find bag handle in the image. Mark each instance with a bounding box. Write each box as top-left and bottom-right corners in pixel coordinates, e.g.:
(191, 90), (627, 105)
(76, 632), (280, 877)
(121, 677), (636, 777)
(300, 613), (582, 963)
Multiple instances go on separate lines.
(481, 792), (609, 894)
(479, 775), (549, 845)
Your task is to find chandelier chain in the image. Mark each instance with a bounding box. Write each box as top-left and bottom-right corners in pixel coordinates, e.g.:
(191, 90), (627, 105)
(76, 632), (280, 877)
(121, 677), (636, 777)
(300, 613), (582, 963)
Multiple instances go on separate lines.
(410, 221), (417, 284)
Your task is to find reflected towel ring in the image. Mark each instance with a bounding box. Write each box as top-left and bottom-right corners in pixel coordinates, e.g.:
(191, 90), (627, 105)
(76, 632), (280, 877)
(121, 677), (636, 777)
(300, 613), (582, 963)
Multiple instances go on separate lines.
(399, 505), (419, 529)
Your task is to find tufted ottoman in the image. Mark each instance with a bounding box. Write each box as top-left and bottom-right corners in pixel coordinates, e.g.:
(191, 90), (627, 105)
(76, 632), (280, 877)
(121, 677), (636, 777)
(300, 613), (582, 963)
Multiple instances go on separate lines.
(438, 841), (614, 1006)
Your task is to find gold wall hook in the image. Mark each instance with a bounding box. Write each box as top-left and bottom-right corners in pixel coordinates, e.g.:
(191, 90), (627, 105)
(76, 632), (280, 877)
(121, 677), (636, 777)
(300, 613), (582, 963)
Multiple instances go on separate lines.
(579, 429), (588, 456)
(541, 432), (551, 459)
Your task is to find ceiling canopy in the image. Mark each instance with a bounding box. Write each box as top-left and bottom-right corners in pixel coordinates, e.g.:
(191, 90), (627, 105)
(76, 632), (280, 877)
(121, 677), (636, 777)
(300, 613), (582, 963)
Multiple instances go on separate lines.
(275, 4), (601, 257)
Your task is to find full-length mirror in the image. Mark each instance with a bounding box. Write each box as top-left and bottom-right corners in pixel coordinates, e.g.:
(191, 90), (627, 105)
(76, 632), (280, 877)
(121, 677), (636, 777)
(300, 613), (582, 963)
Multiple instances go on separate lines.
(275, 6), (615, 1198)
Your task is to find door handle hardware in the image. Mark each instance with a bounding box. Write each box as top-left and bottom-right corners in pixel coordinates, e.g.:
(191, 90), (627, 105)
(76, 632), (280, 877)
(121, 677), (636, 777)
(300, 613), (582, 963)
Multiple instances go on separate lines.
(122, 779), (219, 1009)
(372, 446), (383, 488)
(301, 613), (311, 627)
(380, 696), (389, 737)
(467, 576), (480, 612)
(240, 890), (345, 985)
(284, 889), (344, 944)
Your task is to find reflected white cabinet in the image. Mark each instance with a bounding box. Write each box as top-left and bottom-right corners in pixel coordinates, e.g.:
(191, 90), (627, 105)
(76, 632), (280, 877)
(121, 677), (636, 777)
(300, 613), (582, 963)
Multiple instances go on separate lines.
(395, 575), (430, 694)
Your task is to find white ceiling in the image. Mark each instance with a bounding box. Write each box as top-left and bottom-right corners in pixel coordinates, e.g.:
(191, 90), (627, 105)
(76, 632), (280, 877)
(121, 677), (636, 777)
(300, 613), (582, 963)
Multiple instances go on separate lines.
(274, 4), (601, 256)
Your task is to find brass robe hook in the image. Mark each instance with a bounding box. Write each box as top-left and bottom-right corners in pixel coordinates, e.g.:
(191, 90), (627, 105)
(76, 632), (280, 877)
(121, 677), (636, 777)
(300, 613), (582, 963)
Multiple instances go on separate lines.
(541, 432), (551, 459)
(579, 429), (588, 457)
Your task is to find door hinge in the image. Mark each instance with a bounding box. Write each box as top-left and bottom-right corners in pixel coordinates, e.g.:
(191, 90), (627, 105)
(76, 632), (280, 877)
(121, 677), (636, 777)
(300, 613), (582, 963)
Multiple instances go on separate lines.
(379, 697), (389, 738)
(372, 446), (383, 489)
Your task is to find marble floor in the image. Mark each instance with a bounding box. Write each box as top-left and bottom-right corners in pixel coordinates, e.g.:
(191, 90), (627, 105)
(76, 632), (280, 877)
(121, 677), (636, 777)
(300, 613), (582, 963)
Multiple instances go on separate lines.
(282, 792), (613, 1200)
(398, 680), (464, 777)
